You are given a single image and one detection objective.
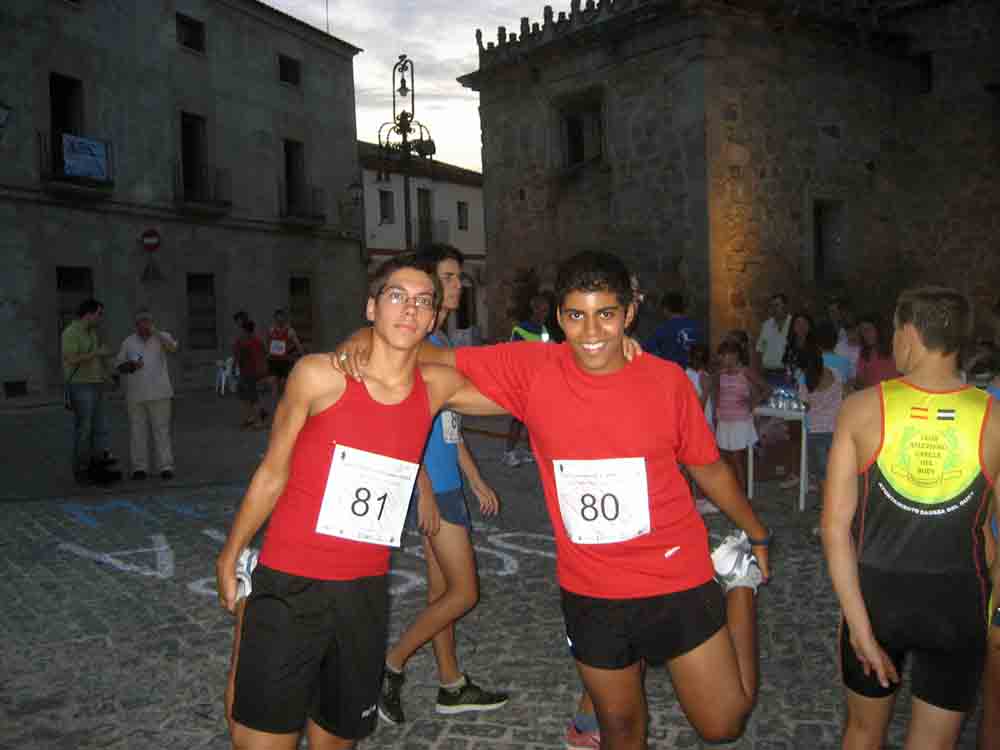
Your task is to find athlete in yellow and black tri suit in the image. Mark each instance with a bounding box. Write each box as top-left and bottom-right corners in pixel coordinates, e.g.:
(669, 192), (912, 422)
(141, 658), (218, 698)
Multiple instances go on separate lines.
(823, 287), (1000, 749)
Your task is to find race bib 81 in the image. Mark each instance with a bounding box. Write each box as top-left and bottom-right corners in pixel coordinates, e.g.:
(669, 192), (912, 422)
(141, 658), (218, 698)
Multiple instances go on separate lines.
(315, 444), (419, 547)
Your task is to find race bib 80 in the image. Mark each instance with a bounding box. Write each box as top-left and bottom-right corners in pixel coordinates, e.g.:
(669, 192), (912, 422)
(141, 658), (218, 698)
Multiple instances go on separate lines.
(553, 457), (651, 545)
(315, 444), (419, 547)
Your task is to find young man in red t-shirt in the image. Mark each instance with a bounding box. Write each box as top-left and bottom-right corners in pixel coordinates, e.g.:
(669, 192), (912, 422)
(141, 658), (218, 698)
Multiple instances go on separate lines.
(335, 251), (772, 748)
(215, 255), (506, 750)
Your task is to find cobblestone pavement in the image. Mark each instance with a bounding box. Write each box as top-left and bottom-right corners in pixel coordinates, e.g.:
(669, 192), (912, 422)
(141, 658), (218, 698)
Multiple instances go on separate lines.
(0, 391), (984, 748)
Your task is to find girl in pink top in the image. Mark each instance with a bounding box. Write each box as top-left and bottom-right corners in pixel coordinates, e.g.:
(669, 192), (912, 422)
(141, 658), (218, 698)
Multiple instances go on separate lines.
(856, 316), (899, 388)
(711, 339), (770, 492)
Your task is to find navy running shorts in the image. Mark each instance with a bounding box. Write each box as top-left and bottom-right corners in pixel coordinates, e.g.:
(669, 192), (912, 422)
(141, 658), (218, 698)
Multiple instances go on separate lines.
(406, 486), (471, 531)
(561, 580), (725, 670)
(232, 566), (388, 737)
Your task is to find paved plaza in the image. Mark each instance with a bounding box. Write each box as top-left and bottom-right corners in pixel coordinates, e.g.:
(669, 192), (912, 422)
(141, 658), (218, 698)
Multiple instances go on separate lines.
(0, 390), (985, 748)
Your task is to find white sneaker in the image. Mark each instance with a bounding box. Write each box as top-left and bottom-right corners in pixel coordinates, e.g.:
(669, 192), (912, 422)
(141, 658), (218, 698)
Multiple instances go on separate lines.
(711, 532), (763, 593)
(695, 498), (720, 515)
(235, 547), (259, 601)
(501, 450), (521, 468)
(517, 447), (535, 464)
(779, 474), (800, 489)
(711, 532), (749, 577)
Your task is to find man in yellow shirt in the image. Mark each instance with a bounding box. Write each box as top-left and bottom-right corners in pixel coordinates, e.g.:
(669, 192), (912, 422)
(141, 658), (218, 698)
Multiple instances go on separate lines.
(62, 298), (121, 486)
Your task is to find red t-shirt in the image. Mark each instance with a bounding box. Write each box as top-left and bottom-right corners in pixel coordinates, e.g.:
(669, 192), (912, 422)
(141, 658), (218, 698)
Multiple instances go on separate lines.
(234, 335), (266, 379)
(856, 352), (899, 389)
(456, 342), (720, 599)
(259, 371), (432, 580)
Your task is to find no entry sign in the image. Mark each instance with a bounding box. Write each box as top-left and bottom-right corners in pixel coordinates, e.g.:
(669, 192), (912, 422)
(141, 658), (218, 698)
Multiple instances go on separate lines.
(140, 229), (161, 252)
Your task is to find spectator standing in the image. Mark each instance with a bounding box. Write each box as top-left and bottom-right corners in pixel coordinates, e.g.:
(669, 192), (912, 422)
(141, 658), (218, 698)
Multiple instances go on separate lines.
(502, 294), (550, 467)
(233, 318), (267, 430)
(855, 315), (899, 389)
(815, 320), (852, 385)
(114, 310), (178, 480)
(755, 293), (792, 384)
(797, 345), (843, 507)
(643, 292), (704, 368)
(712, 339), (771, 492)
(62, 298), (120, 485)
(781, 312), (815, 377)
(827, 298), (850, 351)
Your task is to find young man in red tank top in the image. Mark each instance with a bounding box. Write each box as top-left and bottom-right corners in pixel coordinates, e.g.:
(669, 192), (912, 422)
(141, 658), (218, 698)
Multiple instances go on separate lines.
(214, 255), (506, 750)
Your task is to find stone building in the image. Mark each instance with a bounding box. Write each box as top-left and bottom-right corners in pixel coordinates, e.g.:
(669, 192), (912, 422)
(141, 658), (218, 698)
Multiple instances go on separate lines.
(459, 0), (999, 343)
(359, 141), (490, 341)
(0, 0), (366, 399)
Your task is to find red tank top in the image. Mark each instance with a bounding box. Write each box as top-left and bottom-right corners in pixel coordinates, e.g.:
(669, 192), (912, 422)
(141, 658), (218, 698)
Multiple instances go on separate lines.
(268, 326), (292, 360)
(259, 369), (432, 580)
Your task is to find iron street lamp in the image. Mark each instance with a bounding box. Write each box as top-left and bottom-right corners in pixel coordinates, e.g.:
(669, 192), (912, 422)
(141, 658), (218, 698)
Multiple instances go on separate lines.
(378, 54), (436, 250)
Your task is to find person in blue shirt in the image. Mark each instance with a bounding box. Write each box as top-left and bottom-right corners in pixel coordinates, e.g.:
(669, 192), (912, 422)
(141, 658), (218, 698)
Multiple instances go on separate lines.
(502, 294), (551, 467)
(816, 320), (852, 385)
(643, 292), (703, 369)
(379, 245), (509, 724)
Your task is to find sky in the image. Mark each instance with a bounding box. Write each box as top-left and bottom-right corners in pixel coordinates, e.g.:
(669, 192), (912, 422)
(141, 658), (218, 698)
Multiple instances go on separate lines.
(263, 1), (549, 173)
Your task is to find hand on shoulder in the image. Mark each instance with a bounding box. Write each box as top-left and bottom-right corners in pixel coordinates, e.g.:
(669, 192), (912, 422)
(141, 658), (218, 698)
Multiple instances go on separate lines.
(286, 353), (347, 405)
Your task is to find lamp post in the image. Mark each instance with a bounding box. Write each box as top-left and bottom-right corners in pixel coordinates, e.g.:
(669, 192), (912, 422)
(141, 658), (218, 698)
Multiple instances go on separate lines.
(378, 55), (436, 250)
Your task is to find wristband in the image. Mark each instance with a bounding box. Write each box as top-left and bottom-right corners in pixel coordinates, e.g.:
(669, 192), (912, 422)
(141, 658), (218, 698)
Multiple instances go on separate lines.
(747, 529), (772, 547)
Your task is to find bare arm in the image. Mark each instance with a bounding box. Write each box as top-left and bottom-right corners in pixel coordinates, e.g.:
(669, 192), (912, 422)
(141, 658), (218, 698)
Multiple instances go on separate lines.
(415, 466), (440, 537)
(154, 328), (179, 353)
(687, 459), (770, 579)
(821, 397), (899, 688)
(458, 441), (499, 516)
(215, 357), (341, 611)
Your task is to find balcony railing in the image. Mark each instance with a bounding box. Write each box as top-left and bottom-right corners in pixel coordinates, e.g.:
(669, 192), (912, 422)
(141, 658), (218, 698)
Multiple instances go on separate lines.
(174, 161), (232, 215)
(279, 181), (325, 226)
(38, 131), (115, 197)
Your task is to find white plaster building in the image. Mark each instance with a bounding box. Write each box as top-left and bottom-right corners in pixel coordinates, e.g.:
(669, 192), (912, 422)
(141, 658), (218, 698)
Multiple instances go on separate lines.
(359, 141), (489, 341)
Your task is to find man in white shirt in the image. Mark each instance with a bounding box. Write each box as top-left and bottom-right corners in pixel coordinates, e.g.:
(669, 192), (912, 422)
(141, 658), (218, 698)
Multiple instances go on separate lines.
(754, 293), (791, 383)
(115, 309), (179, 480)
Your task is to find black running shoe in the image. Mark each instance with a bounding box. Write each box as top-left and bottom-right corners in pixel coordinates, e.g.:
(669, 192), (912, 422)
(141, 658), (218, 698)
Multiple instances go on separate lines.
(435, 674), (509, 715)
(378, 668), (405, 724)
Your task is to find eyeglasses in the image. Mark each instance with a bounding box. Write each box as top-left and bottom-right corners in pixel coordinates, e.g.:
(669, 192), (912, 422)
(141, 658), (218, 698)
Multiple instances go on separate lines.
(380, 286), (436, 309)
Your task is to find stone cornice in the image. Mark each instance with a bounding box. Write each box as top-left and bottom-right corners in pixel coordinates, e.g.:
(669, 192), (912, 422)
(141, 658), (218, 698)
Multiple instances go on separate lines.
(457, 0), (956, 89)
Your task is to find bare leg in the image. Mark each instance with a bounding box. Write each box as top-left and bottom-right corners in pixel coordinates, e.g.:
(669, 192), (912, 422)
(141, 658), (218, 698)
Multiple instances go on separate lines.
(385, 521), (477, 673)
(982, 626), (1000, 749)
(842, 689), (896, 750)
(902, 697), (964, 750)
(575, 661), (646, 750)
(666, 591), (757, 743)
(426, 530), (462, 683)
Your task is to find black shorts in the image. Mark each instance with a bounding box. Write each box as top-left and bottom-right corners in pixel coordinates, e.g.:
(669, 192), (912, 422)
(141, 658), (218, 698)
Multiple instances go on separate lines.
(232, 566), (388, 737)
(841, 566), (988, 712)
(237, 376), (259, 403)
(268, 358), (293, 379)
(561, 580), (726, 670)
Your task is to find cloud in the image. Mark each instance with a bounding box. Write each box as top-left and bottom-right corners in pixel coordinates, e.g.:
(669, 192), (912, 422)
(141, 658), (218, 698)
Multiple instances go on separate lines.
(263, 0), (552, 170)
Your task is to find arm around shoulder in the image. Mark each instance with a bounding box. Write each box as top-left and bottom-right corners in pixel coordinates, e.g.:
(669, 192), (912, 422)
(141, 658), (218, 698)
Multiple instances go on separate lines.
(422, 363), (507, 417)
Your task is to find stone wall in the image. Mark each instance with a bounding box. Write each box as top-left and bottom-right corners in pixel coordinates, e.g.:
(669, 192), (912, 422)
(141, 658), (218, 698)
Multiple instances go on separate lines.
(705, 8), (916, 341)
(886, 0), (1000, 336)
(467, 0), (999, 345)
(476, 12), (712, 339)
